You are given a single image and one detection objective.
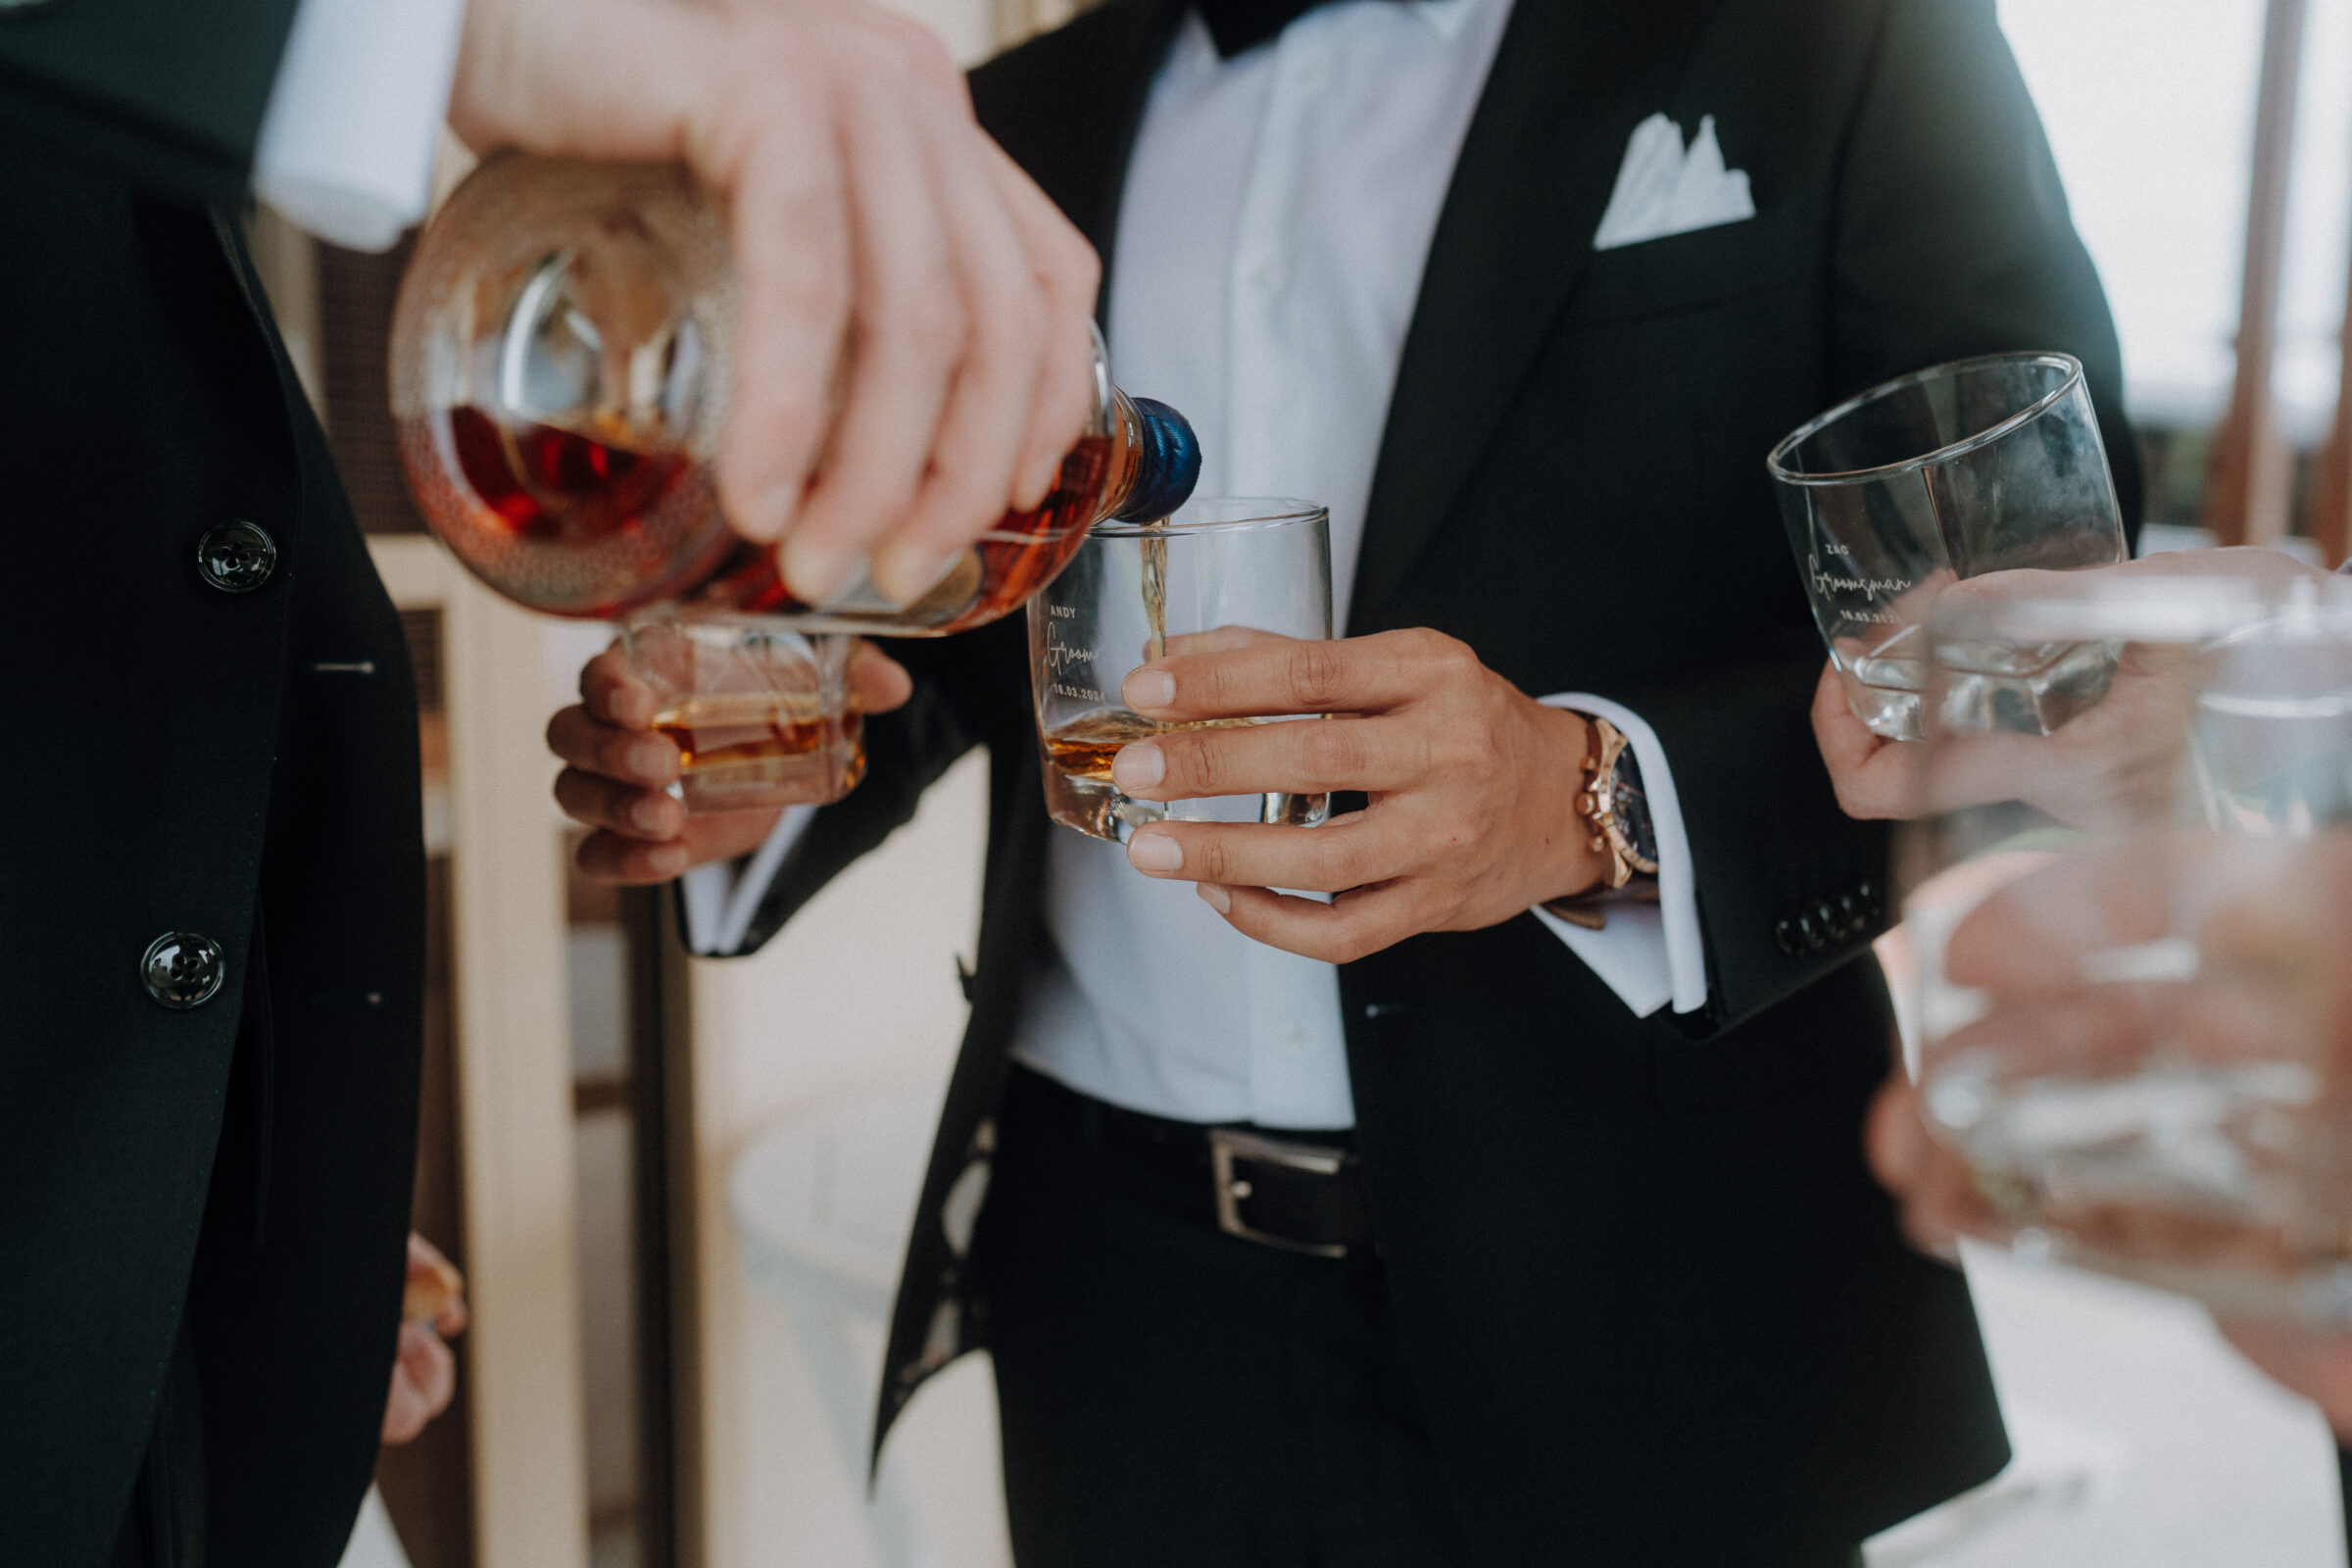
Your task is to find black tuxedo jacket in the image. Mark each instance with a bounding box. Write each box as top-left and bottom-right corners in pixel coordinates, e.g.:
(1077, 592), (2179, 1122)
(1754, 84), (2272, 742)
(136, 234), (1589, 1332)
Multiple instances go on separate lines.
(1, 16), (425, 1567)
(721, 0), (2141, 1556)
(0, 0), (296, 203)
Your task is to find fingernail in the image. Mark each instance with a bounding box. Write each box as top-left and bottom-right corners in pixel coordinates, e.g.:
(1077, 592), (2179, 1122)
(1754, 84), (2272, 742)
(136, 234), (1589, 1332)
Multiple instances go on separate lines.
(1111, 740), (1164, 790)
(872, 544), (959, 608)
(781, 536), (854, 604)
(632, 795), (671, 833)
(629, 739), (674, 779)
(1124, 667), (1176, 710)
(651, 845), (688, 876)
(1126, 831), (1182, 873)
(1197, 883), (1231, 914)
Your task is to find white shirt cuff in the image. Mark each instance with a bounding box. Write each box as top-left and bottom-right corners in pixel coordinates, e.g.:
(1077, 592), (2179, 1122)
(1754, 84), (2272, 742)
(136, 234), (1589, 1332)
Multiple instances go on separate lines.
(678, 806), (818, 956)
(251, 0), (468, 251)
(1528, 694), (1707, 1018)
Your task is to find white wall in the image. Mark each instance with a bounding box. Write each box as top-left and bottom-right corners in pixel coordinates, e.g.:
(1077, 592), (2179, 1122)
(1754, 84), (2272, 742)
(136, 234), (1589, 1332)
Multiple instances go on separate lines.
(687, 749), (997, 1568)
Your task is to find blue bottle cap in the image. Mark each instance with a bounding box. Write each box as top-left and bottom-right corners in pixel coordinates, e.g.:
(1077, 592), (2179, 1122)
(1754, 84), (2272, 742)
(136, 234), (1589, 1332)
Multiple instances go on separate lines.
(1109, 398), (1201, 522)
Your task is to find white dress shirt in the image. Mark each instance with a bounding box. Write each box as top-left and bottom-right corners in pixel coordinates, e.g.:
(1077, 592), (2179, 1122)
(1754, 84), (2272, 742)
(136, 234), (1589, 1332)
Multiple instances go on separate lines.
(690, 0), (1713, 1128)
(252, 0), (467, 251)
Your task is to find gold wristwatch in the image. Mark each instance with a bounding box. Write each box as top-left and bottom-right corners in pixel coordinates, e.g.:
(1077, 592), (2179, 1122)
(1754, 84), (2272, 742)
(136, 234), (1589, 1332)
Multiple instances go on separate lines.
(1543, 713), (1659, 931)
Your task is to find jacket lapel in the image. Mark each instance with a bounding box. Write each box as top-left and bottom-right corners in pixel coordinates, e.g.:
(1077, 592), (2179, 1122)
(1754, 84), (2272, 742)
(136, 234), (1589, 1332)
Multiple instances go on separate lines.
(1348, 0), (1724, 631)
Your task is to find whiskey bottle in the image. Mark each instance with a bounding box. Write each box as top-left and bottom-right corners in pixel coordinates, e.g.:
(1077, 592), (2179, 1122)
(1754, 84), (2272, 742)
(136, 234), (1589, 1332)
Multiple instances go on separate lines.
(388, 153), (1199, 634)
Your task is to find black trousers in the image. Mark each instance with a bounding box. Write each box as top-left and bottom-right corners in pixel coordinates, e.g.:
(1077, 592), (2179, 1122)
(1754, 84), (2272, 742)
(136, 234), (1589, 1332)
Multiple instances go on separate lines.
(2339, 1446), (2351, 1551)
(974, 1069), (1474, 1568)
(109, 1321), (206, 1568)
(974, 1068), (1873, 1568)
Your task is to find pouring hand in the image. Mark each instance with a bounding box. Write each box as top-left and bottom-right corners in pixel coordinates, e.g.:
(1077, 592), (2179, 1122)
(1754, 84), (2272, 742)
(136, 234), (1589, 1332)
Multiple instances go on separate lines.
(450, 0), (1102, 605)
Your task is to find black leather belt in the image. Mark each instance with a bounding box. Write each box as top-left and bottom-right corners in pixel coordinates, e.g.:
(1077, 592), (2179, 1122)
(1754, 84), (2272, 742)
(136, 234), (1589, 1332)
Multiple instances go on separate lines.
(1004, 1064), (1377, 1257)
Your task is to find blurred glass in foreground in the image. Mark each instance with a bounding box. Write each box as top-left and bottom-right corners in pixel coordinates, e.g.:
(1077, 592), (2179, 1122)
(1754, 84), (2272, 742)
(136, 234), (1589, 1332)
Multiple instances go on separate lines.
(1906, 570), (2352, 1321)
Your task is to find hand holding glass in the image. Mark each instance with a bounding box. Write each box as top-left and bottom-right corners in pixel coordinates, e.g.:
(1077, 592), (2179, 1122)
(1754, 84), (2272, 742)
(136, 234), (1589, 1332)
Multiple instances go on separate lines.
(1031, 499), (1333, 842)
(1770, 353), (2128, 743)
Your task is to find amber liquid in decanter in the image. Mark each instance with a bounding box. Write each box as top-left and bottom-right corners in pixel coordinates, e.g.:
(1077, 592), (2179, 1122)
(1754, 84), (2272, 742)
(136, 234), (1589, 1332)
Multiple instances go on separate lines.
(393, 154), (1196, 633)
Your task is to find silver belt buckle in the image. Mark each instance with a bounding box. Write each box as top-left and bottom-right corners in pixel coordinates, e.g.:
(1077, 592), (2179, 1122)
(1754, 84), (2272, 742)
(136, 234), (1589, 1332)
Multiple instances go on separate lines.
(1208, 1126), (1350, 1258)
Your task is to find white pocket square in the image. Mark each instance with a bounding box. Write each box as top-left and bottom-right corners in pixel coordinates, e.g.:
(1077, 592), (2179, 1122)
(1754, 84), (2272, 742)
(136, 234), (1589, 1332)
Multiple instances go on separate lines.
(1592, 113), (1755, 251)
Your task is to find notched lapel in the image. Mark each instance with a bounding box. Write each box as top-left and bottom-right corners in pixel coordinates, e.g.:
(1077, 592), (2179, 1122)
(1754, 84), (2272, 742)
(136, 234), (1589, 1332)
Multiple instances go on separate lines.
(1348, 0), (1727, 632)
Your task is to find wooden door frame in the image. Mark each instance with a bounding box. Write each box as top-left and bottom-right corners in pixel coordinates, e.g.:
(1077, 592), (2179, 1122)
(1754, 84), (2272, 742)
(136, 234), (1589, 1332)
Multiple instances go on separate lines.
(372, 534), (592, 1568)
(2208, 0), (2310, 548)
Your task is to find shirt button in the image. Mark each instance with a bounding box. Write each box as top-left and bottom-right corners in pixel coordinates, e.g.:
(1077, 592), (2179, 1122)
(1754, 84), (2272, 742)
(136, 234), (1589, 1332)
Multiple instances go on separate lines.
(1275, 1024), (1306, 1053)
(1252, 258), (1287, 290)
(196, 520), (277, 594)
(142, 931), (227, 1010)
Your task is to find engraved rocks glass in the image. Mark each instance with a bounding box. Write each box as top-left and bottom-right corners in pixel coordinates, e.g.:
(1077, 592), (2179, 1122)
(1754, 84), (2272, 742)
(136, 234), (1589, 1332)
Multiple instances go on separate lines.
(1031, 499), (1332, 843)
(1769, 353), (2128, 742)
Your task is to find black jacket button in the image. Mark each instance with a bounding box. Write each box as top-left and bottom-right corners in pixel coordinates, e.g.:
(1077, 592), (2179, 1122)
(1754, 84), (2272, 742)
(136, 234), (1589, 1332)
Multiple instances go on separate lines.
(1775, 917), (1801, 956)
(196, 520), (277, 593)
(142, 932), (227, 1009)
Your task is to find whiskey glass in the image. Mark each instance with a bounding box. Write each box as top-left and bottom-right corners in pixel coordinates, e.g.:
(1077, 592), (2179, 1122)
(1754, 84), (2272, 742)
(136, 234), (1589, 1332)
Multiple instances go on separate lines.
(1769, 352), (2128, 742)
(619, 620), (864, 813)
(1030, 499), (1332, 843)
(1904, 571), (2352, 1322)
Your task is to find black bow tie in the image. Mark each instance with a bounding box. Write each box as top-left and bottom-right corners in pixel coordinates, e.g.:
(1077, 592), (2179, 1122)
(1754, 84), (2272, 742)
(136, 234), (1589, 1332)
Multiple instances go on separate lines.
(1195, 0), (1407, 59)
